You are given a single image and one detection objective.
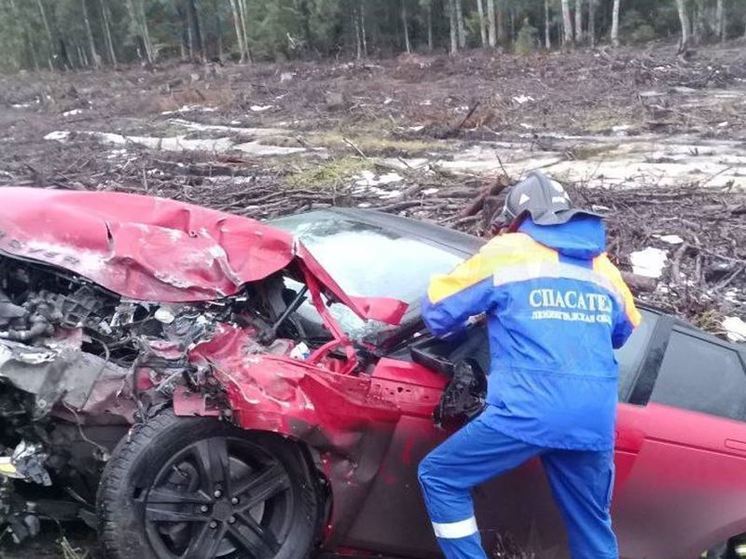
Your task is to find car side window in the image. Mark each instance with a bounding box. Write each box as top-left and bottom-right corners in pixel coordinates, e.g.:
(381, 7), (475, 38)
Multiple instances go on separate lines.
(615, 310), (657, 401)
(650, 330), (746, 421)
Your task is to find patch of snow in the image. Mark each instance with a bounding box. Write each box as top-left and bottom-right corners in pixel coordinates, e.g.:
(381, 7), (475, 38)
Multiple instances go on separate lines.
(63, 109), (84, 117)
(612, 124), (633, 134)
(280, 72), (295, 82)
(48, 129), (304, 156)
(419, 100), (432, 106)
(354, 171), (403, 187)
(357, 202), (372, 208)
(422, 188), (439, 195)
(107, 148), (128, 159)
(630, 247), (668, 279)
(250, 105), (274, 112)
(639, 90), (665, 98)
(372, 187), (401, 199)
(384, 97), (394, 105)
(656, 234), (684, 245)
(723, 316), (746, 343)
(724, 289), (740, 304)
(160, 105), (217, 115)
(92, 131), (234, 152)
(408, 125), (424, 132)
(512, 95), (534, 104)
(519, 123), (534, 130)
(718, 122), (729, 128)
(234, 141), (306, 156)
(11, 103), (32, 109)
(169, 119), (288, 137)
(44, 131), (71, 142)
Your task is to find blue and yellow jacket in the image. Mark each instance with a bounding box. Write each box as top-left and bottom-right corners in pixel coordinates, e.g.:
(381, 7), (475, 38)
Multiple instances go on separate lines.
(422, 215), (641, 451)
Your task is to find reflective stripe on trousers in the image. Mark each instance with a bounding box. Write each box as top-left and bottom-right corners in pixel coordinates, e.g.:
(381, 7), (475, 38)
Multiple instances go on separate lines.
(417, 406), (618, 559)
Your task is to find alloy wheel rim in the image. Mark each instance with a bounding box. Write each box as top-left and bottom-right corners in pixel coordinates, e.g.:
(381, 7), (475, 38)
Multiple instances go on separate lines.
(137, 436), (293, 559)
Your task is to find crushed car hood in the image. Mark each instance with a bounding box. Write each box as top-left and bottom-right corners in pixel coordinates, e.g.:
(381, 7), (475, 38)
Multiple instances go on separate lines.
(0, 188), (406, 324)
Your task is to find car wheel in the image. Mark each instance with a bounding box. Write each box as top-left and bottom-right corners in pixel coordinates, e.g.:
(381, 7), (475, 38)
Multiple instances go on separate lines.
(97, 409), (321, 559)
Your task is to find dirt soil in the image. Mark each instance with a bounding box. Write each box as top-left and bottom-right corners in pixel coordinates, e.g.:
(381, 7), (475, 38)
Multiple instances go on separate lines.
(0, 41), (745, 556)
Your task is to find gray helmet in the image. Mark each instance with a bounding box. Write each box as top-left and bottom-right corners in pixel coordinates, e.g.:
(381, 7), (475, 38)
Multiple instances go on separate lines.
(494, 171), (603, 228)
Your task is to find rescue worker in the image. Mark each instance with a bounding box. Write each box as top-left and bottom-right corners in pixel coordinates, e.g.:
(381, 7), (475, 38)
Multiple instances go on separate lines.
(417, 171), (640, 559)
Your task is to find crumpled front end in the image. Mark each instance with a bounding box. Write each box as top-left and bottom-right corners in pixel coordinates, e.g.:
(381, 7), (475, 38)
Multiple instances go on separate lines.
(0, 187), (414, 546)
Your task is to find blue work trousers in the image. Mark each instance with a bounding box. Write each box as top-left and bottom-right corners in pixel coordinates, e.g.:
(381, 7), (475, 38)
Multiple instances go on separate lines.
(418, 407), (617, 559)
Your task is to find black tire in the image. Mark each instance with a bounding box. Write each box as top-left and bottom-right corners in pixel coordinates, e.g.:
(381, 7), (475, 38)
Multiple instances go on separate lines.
(97, 410), (321, 559)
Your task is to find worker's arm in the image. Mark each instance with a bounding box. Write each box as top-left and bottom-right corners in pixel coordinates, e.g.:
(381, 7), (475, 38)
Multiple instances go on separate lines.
(422, 250), (501, 338)
(611, 279), (641, 349)
(595, 254), (642, 349)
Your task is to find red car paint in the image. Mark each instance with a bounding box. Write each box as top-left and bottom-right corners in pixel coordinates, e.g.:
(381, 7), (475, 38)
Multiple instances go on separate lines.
(2, 187), (744, 558)
(0, 187), (406, 324)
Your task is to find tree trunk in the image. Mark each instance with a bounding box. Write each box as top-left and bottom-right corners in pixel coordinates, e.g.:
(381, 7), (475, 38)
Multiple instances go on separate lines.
(58, 38), (71, 70)
(497, 1), (504, 43)
(575, 0), (583, 44)
(476, 0), (487, 47)
(588, 0), (595, 47)
(139, 0), (155, 63)
(675, 0), (691, 52)
(354, 4), (362, 59)
(217, 13), (224, 59)
(448, 0), (458, 54)
(229, 0), (246, 62)
(544, 0), (551, 48)
(238, 0), (252, 62)
(35, 0), (55, 69)
(80, 0), (100, 68)
(426, 0), (433, 51)
(716, 0), (725, 42)
(510, 8), (515, 43)
(125, 0), (151, 63)
(360, 0), (368, 57)
(692, 0), (704, 44)
(487, 0), (497, 47)
(99, 0), (117, 66)
(611, 0), (621, 47)
(561, 0), (573, 47)
(187, 0), (203, 61)
(401, 0), (411, 53)
(455, 0), (466, 49)
(10, 0), (39, 70)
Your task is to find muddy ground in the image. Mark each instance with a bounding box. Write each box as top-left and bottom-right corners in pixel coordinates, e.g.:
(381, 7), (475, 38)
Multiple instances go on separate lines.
(0, 41), (745, 557)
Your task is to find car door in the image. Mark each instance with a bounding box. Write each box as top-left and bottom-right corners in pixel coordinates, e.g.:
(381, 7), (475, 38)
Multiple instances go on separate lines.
(342, 311), (671, 559)
(613, 320), (746, 559)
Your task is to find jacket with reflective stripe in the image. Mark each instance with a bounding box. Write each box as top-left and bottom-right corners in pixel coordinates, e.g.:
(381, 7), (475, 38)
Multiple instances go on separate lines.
(422, 216), (640, 450)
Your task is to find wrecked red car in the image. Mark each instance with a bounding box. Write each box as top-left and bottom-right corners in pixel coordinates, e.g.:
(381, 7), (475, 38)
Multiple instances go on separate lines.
(0, 187), (744, 559)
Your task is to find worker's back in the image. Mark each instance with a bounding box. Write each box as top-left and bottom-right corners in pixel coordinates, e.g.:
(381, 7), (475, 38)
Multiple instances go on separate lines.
(423, 214), (640, 451)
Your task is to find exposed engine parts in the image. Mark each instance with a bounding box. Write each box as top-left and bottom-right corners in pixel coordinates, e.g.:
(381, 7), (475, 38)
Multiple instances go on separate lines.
(0, 254), (309, 543)
(0, 441), (51, 486)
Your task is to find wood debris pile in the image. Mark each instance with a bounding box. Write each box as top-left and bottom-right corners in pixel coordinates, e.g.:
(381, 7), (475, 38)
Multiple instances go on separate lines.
(38, 152), (741, 335)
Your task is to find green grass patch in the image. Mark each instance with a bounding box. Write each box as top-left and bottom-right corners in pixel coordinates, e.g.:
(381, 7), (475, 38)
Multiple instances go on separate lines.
(286, 156), (373, 189)
(309, 130), (440, 157)
(568, 143), (619, 160)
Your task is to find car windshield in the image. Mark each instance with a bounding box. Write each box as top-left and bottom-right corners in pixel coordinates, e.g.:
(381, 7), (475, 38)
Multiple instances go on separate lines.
(271, 211), (465, 338)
